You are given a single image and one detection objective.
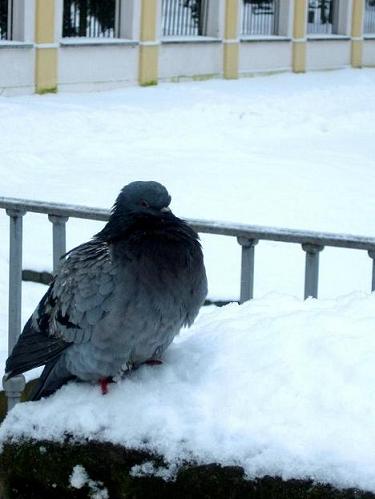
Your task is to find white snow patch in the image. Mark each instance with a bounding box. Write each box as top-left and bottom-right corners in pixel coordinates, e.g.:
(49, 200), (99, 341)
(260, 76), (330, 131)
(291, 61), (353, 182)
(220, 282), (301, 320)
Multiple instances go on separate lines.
(70, 465), (109, 499)
(2, 293), (375, 492)
(130, 461), (178, 481)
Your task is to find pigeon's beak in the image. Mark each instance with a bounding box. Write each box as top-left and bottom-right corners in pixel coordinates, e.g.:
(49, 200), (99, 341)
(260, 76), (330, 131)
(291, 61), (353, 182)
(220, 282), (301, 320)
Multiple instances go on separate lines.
(160, 207), (171, 213)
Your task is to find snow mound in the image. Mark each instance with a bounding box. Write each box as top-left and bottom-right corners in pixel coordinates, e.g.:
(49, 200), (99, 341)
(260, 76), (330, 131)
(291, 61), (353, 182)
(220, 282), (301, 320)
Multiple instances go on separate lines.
(1, 293), (375, 492)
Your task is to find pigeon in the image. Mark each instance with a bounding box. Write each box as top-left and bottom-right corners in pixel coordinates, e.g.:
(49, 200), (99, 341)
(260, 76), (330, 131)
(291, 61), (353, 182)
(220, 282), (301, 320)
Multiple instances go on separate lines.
(5, 181), (208, 400)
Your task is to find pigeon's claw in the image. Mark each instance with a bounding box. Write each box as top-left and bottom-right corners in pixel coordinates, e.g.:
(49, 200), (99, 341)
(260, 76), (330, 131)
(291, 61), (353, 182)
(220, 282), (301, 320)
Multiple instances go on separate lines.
(99, 377), (111, 395)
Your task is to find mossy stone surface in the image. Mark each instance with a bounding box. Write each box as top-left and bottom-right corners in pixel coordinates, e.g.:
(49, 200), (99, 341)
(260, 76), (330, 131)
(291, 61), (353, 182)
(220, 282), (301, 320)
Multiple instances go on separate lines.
(0, 439), (374, 499)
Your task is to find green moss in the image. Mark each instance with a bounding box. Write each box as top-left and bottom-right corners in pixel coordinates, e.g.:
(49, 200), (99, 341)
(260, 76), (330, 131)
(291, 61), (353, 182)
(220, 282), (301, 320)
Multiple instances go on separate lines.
(140, 80), (158, 87)
(191, 74), (216, 82)
(169, 74), (217, 83)
(0, 440), (374, 499)
(239, 70), (289, 79)
(36, 86), (58, 95)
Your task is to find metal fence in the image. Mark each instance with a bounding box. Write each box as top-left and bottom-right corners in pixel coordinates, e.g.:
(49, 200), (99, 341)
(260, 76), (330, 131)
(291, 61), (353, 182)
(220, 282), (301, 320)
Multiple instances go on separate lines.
(307, 0), (338, 35)
(63, 0), (118, 38)
(364, 0), (375, 34)
(241, 0), (280, 36)
(162, 0), (209, 37)
(1, 196), (375, 410)
(0, 0), (12, 40)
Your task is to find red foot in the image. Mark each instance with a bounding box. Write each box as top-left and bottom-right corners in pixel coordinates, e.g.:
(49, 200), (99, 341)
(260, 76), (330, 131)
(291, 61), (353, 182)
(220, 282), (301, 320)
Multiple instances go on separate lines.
(99, 378), (110, 395)
(144, 359), (163, 366)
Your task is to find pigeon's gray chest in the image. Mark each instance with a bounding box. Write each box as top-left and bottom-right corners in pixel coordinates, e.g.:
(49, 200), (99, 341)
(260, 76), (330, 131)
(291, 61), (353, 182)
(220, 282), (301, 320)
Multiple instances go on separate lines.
(65, 244), (193, 380)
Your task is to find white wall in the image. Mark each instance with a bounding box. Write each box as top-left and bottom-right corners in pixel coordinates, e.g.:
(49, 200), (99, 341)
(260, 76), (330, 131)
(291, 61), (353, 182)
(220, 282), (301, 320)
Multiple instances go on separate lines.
(363, 39), (375, 67)
(159, 42), (223, 80)
(0, 46), (35, 96)
(306, 40), (351, 70)
(58, 43), (139, 92)
(239, 41), (292, 74)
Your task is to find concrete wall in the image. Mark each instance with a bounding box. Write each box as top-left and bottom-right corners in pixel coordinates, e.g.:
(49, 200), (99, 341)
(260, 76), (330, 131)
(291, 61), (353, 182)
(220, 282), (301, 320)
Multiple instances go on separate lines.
(59, 42), (139, 92)
(363, 38), (375, 67)
(0, 45), (35, 96)
(159, 40), (223, 80)
(239, 40), (292, 74)
(306, 39), (352, 70)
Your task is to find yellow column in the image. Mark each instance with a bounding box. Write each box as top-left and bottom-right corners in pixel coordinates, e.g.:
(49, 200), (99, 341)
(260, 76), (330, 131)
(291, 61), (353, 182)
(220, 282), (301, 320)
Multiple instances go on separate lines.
(224, 0), (240, 79)
(292, 0), (307, 73)
(139, 0), (159, 86)
(351, 0), (365, 68)
(35, 0), (58, 94)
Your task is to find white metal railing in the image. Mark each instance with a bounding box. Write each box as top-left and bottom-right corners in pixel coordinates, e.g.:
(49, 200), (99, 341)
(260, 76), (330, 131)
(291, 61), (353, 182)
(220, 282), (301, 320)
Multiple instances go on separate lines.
(1, 195), (375, 411)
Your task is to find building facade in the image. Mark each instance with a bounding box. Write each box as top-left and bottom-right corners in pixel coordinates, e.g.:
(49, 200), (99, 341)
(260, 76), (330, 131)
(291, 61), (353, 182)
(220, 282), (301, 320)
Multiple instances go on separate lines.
(0, 0), (374, 95)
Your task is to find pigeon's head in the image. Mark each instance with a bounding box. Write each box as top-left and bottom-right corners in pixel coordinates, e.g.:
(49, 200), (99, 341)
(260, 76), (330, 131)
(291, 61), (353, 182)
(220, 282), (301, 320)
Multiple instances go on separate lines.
(114, 181), (172, 217)
(96, 181), (174, 242)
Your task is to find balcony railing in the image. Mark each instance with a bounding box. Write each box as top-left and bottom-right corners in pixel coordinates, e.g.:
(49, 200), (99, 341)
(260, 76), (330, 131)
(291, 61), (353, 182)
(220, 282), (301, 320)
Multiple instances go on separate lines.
(162, 0), (209, 37)
(1, 196), (375, 411)
(364, 0), (375, 34)
(241, 0), (280, 36)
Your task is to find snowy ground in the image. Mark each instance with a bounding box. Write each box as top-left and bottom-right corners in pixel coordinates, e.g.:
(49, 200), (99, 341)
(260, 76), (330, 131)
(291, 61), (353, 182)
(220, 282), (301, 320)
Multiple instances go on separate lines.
(0, 69), (375, 490)
(2, 293), (375, 492)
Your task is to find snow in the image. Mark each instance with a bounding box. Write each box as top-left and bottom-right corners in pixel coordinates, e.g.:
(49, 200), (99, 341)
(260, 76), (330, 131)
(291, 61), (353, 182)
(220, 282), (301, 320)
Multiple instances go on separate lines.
(2, 293), (375, 492)
(0, 69), (375, 490)
(70, 465), (109, 498)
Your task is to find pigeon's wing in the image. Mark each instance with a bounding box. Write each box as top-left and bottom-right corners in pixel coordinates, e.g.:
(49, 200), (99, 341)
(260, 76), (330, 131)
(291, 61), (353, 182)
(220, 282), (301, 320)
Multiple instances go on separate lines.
(5, 240), (116, 379)
(4, 290), (70, 378)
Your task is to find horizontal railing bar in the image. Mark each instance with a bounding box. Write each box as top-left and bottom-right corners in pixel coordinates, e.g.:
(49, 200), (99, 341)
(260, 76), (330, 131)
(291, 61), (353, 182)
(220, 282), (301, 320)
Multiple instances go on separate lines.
(189, 221), (375, 250)
(1, 196), (375, 251)
(0, 197), (109, 221)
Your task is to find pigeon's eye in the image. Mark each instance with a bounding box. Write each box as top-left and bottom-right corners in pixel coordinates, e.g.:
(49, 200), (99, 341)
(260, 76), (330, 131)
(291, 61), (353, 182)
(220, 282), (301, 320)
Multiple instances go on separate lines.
(140, 200), (150, 208)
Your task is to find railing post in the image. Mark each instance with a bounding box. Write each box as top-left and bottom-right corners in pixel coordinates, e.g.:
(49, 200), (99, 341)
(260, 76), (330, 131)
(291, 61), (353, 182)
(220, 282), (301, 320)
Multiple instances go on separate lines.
(302, 243), (324, 299)
(3, 209), (26, 410)
(237, 237), (258, 303)
(48, 215), (68, 272)
(368, 250), (375, 292)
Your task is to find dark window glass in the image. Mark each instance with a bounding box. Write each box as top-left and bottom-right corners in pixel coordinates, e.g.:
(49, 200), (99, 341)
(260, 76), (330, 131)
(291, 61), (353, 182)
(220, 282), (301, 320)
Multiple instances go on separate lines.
(0, 0), (12, 41)
(63, 0), (117, 38)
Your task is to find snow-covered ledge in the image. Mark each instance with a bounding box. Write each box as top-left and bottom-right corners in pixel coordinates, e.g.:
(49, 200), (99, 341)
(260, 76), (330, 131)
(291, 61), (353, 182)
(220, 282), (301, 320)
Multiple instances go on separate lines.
(0, 41), (34, 49)
(307, 34), (351, 41)
(60, 37), (139, 47)
(161, 36), (222, 44)
(240, 35), (291, 43)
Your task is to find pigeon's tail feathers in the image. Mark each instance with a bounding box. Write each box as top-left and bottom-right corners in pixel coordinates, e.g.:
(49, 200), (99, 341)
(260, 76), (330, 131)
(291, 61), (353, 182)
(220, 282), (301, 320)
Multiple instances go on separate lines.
(29, 357), (75, 401)
(5, 316), (70, 380)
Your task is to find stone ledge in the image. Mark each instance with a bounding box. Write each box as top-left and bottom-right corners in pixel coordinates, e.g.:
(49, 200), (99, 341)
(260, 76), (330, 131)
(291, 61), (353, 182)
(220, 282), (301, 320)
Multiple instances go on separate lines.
(0, 439), (373, 499)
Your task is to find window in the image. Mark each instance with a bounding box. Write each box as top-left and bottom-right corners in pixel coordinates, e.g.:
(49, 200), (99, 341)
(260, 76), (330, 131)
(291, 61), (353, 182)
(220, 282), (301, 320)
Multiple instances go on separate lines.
(0, 0), (12, 40)
(364, 0), (375, 34)
(63, 0), (119, 38)
(241, 0), (280, 36)
(162, 0), (209, 37)
(307, 0), (338, 35)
